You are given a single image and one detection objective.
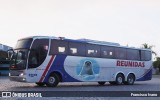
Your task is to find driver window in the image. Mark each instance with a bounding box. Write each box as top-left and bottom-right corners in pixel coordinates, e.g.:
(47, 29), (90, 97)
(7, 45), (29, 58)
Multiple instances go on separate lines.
(29, 51), (38, 65)
(28, 39), (49, 68)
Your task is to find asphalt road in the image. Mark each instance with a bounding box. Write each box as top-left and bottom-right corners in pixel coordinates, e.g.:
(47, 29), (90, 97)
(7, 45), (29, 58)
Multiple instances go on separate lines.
(0, 75), (160, 100)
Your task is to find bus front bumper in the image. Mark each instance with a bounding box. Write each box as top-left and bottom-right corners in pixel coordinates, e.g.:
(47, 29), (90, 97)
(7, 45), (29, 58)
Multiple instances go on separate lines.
(10, 76), (27, 82)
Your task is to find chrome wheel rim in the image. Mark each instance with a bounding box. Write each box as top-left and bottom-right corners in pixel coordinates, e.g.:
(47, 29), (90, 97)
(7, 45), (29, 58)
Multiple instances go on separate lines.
(118, 77), (123, 84)
(128, 77), (134, 84)
(49, 77), (55, 84)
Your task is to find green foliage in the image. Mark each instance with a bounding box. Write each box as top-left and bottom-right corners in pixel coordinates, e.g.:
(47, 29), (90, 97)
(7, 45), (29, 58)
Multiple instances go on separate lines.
(153, 57), (160, 72)
(142, 43), (157, 56)
(142, 43), (153, 49)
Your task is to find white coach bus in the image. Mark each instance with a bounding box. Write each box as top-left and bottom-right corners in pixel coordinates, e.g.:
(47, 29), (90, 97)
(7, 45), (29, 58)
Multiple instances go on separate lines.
(9, 36), (152, 87)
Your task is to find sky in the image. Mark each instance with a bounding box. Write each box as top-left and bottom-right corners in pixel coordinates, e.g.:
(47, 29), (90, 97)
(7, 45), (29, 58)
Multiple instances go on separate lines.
(0, 0), (160, 57)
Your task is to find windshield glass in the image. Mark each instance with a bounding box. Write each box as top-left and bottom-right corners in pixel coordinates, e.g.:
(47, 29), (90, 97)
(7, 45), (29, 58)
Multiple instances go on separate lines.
(10, 49), (28, 70)
(9, 38), (33, 70)
(9, 38), (49, 70)
(16, 39), (33, 49)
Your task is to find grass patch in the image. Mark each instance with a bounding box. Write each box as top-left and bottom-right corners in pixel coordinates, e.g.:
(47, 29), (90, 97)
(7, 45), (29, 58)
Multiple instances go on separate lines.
(153, 74), (160, 76)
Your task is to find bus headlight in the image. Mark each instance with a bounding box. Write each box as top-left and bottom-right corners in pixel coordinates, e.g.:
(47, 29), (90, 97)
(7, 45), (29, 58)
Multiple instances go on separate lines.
(19, 73), (25, 76)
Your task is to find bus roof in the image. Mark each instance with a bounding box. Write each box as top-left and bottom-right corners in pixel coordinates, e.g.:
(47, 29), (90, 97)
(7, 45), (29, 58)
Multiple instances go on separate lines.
(19, 36), (151, 51)
(0, 44), (12, 51)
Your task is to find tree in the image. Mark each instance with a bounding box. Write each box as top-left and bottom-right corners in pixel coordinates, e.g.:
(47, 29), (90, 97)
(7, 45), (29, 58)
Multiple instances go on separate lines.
(153, 57), (160, 72)
(141, 43), (157, 56)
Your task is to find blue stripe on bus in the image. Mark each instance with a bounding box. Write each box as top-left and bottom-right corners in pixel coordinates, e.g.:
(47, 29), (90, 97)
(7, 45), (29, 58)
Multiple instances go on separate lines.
(43, 55), (80, 82)
(136, 69), (152, 81)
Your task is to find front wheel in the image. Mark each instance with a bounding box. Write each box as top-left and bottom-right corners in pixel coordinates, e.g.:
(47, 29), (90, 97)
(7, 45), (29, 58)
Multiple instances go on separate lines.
(46, 74), (60, 87)
(98, 82), (105, 85)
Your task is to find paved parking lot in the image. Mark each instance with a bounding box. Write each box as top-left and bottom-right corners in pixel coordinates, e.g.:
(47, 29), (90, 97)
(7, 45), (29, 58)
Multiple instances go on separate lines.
(0, 75), (160, 100)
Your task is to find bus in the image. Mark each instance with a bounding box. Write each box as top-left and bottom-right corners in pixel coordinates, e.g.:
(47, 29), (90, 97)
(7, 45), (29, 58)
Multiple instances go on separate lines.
(9, 36), (152, 87)
(0, 44), (12, 76)
(0, 59), (10, 76)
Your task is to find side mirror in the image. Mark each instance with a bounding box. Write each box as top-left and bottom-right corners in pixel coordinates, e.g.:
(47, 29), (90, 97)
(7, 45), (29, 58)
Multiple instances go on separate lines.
(7, 49), (14, 60)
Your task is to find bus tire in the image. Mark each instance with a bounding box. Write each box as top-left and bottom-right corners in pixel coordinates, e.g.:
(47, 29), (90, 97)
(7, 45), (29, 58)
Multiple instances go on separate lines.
(46, 73), (60, 87)
(98, 82), (105, 85)
(124, 74), (135, 85)
(35, 82), (45, 86)
(116, 74), (124, 85)
(109, 81), (116, 85)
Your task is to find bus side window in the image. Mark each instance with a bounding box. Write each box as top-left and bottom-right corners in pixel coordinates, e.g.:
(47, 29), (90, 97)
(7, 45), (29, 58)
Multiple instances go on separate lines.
(70, 48), (77, 54)
(50, 40), (68, 55)
(68, 42), (85, 56)
(127, 49), (140, 60)
(103, 51), (107, 56)
(145, 51), (151, 61)
(58, 47), (66, 54)
(29, 50), (38, 65)
(86, 44), (100, 57)
(141, 50), (145, 61)
(115, 48), (126, 59)
(38, 45), (48, 64)
(101, 46), (114, 58)
(29, 39), (49, 68)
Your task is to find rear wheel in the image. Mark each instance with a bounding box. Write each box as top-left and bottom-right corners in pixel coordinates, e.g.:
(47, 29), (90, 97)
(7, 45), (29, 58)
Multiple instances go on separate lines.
(46, 73), (60, 87)
(98, 82), (105, 85)
(124, 74), (135, 85)
(116, 74), (124, 85)
(35, 82), (45, 86)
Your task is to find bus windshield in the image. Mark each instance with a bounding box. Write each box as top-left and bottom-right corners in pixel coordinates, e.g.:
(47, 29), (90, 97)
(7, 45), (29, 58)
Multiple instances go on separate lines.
(9, 38), (33, 70)
(10, 49), (29, 70)
(16, 39), (33, 49)
(9, 38), (49, 70)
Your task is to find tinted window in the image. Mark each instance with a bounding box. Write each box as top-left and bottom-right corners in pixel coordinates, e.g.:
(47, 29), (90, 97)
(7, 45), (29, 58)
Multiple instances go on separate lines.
(101, 46), (114, 58)
(0, 51), (8, 60)
(28, 39), (49, 68)
(115, 48), (126, 59)
(145, 51), (151, 61)
(16, 39), (33, 49)
(86, 44), (100, 57)
(50, 40), (68, 54)
(127, 49), (140, 60)
(69, 42), (85, 56)
(141, 50), (145, 61)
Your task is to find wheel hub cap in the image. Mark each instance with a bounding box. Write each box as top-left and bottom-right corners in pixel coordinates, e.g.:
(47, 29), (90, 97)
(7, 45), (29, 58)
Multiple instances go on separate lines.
(129, 78), (133, 83)
(118, 77), (122, 83)
(49, 77), (55, 84)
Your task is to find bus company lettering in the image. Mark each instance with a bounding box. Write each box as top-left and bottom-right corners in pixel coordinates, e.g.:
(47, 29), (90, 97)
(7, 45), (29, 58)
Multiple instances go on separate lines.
(117, 60), (145, 67)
